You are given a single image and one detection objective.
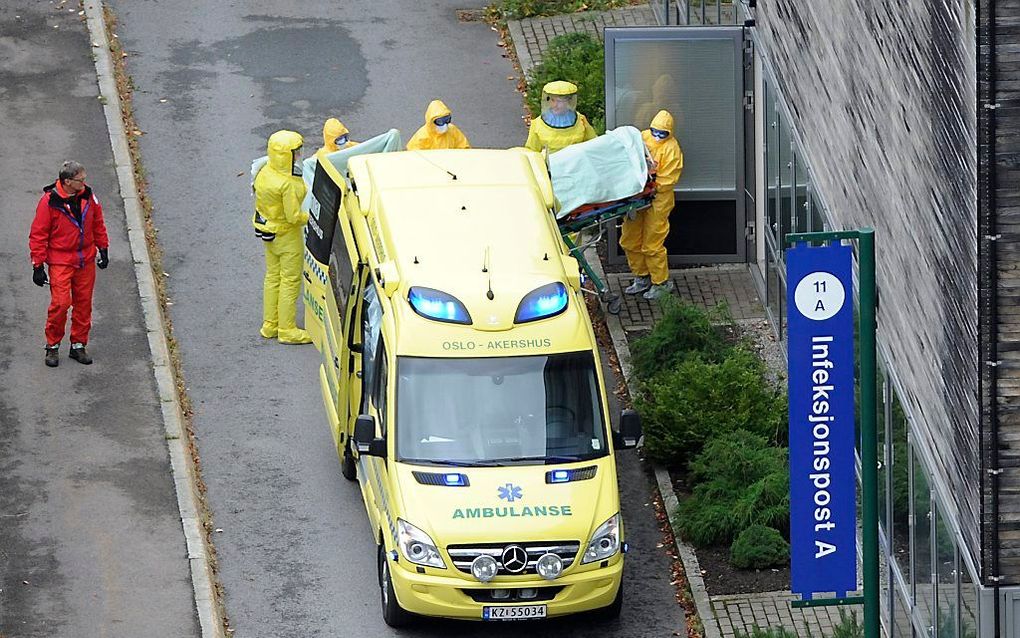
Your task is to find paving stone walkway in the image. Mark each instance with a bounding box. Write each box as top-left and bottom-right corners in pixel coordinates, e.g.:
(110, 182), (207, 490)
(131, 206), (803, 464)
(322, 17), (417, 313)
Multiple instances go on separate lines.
(606, 265), (767, 331)
(507, 4), (655, 74)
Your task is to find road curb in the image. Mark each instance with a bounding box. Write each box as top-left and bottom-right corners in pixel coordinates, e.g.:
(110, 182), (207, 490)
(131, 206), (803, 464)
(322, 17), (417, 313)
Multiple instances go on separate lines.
(83, 3), (225, 637)
(584, 245), (721, 638)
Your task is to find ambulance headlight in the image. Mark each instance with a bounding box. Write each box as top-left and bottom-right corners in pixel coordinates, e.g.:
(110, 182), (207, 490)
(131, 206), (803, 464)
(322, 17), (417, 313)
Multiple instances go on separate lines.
(471, 555), (499, 582)
(396, 519), (446, 569)
(536, 553), (563, 580)
(408, 287), (472, 325)
(514, 282), (568, 323)
(582, 513), (621, 564)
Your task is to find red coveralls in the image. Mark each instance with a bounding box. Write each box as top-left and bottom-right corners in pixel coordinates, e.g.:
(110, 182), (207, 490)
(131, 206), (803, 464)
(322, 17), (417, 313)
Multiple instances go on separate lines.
(29, 182), (110, 346)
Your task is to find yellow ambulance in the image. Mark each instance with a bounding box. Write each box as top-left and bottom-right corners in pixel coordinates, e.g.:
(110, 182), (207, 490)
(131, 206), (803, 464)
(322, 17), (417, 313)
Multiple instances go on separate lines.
(302, 147), (642, 626)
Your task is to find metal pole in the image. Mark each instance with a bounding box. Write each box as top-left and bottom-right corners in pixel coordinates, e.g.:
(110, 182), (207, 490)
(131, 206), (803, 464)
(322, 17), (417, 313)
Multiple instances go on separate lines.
(858, 228), (879, 638)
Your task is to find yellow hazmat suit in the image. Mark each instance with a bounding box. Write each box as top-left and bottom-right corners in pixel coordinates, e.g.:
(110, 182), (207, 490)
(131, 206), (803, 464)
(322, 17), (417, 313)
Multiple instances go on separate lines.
(620, 110), (683, 287)
(253, 130), (313, 344)
(524, 80), (597, 154)
(319, 118), (358, 154)
(406, 100), (471, 150)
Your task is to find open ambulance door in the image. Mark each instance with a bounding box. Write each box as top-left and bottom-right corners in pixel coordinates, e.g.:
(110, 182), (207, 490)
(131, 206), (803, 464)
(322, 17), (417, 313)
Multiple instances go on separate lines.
(304, 157), (354, 446)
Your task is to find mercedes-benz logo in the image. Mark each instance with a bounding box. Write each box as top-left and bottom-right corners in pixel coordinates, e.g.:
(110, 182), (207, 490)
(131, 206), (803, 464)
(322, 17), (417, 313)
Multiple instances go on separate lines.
(501, 545), (528, 574)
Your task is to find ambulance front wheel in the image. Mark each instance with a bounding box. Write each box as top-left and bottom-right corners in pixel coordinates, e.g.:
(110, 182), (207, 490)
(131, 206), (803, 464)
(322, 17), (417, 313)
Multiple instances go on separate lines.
(379, 545), (413, 627)
(341, 444), (357, 481)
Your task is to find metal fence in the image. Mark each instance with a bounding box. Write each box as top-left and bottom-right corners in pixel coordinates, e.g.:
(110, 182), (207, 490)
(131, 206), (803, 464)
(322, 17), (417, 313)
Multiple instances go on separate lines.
(651, 0), (746, 26)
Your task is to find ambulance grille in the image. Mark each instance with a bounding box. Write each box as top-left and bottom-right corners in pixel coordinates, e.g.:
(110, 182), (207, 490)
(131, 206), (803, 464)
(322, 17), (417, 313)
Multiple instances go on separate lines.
(446, 541), (581, 576)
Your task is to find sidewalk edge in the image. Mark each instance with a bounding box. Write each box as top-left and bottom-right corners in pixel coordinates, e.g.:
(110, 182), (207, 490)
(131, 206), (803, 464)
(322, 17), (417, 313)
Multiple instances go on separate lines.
(83, 3), (225, 637)
(583, 245), (721, 638)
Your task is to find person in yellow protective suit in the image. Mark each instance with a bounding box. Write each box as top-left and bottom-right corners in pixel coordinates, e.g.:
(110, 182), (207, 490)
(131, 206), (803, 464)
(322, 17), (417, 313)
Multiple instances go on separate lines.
(620, 109), (683, 301)
(406, 100), (471, 150)
(524, 80), (597, 154)
(319, 117), (358, 154)
(253, 130), (313, 344)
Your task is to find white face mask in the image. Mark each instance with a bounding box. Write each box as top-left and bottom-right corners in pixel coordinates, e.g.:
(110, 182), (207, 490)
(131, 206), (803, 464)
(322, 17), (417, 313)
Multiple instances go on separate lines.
(435, 123), (449, 134)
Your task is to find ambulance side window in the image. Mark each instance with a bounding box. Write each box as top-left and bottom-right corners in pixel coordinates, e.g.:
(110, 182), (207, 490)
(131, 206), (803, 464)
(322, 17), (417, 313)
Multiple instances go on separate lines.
(372, 345), (388, 436)
(361, 283), (382, 414)
(328, 220), (354, 320)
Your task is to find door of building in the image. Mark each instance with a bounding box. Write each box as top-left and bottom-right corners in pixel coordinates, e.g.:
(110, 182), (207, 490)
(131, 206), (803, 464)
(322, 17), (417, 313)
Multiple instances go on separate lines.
(605, 26), (748, 264)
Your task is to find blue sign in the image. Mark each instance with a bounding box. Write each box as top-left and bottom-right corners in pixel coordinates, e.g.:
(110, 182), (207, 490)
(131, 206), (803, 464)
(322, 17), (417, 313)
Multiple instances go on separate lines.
(786, 243), (857, 598)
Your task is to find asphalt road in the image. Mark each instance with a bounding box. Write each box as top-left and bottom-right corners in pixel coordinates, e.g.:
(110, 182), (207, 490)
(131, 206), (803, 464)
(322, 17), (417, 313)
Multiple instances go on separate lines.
(106, 1), (685, 635)
(0, 3), (198, 636)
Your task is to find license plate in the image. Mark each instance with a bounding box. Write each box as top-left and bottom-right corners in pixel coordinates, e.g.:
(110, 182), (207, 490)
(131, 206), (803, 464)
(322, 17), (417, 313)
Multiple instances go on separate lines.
(482, 604), (547, 621)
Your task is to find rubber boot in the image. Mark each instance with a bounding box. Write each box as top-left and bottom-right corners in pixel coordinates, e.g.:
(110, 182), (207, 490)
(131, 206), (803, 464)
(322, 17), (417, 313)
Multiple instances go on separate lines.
(260, 321), (278, 339)
(278, 327), (313, 345)
(624, 275), (651, 295)
(643, 281), (674, 301)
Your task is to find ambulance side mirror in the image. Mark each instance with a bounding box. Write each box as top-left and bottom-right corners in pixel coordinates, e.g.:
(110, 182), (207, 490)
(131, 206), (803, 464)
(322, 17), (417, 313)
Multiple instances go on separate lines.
(614, 409), (642, 449)
(376, 261), (400, 297)
(354, 414), (386, 457)
(561, 255), (582, 291)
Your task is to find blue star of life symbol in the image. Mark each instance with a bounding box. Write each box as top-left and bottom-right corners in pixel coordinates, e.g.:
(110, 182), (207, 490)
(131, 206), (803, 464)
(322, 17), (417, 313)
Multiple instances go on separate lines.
(498, 483), (523, 502)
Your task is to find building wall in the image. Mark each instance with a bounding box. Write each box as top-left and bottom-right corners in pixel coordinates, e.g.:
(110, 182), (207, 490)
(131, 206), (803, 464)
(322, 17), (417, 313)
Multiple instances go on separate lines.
(756, 0), (981, 570)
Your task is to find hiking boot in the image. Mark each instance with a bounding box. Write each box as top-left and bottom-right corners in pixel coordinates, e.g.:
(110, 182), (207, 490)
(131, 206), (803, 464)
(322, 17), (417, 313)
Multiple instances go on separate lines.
(69, 343), (93, 365)
(643, 281), (674, 301)
(624, 275), (651, 295)
(45, 345), (59, 368)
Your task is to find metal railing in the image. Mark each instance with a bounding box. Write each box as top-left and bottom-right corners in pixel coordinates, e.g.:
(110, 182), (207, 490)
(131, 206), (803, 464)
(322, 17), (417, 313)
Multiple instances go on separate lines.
(652, 0), (746, 26)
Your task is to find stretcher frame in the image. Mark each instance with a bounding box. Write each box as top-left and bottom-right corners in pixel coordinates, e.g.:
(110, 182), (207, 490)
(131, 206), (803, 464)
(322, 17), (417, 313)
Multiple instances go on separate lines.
(556, 178), (656, 315)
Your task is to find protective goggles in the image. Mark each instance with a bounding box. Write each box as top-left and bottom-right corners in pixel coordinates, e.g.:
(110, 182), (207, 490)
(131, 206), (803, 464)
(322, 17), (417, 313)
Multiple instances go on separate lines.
(650, 128), (670, 140)
(335, 134), (349, 147)
(433, 115), (453, 127)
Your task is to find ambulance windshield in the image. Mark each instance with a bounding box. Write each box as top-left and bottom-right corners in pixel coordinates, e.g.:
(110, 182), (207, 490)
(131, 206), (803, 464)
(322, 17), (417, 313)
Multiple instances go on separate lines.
(396, 352), (608, 466)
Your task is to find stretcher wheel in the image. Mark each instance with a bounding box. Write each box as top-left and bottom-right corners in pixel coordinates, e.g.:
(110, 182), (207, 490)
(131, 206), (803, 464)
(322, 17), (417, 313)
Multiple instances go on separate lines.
(607, 295), (622, 315)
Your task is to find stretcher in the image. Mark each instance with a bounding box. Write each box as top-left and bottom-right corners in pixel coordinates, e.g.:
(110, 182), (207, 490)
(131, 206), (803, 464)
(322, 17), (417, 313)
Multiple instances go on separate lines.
(556, 173), (657, 315)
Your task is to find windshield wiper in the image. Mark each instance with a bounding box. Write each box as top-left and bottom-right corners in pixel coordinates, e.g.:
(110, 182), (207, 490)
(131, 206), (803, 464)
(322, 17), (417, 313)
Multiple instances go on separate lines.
(482, 455), (582, 465)
(401, 458), (504, 468)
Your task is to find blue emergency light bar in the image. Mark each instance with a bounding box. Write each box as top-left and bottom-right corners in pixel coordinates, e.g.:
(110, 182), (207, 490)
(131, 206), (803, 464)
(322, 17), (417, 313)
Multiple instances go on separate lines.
(408, 287), (472, 325)
(412, 471), (471, 487)
(545, 466), (597, 484)
(515, 282), (569, 324)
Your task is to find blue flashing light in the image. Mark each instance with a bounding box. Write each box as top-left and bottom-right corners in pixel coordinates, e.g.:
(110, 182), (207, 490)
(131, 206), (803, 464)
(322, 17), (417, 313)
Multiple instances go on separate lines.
(443, 473), (468, 487)
(515, 282), (569, 324)
(545, 466), (597, 484)
(408, 287), (472, 325)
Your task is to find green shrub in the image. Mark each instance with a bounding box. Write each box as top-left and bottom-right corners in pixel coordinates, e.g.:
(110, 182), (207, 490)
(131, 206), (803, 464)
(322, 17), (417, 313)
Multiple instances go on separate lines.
(630, 297), (735, 381)
(490, 0), (633, 20)
(637, 348), (787, 466)
(730, 525), (789, 569)
(524, 33), (606, 133)
(676, 431), (789, 547)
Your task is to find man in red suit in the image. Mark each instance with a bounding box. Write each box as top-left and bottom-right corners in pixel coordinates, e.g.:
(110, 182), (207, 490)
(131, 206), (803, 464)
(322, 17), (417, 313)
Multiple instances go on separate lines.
(29, 161), (110, 367)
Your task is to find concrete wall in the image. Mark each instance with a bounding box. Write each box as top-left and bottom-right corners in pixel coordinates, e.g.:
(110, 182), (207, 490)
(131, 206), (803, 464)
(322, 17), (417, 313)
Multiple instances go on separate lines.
(755, 0), (980, 570)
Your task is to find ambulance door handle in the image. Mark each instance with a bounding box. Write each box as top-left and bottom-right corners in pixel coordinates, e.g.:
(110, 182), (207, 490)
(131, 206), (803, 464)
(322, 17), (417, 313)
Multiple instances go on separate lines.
(303, 272), (312, 283)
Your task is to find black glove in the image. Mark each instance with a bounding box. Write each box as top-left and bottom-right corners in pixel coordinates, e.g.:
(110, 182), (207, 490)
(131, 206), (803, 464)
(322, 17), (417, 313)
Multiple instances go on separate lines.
(32, 265), (47, 287)
(97, 248), (109, 270)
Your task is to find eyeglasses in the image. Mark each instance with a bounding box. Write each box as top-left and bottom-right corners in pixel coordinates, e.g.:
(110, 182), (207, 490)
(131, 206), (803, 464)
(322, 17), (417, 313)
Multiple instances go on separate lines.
(433, 115), (452, 126)
(67, 175), (87, 184)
